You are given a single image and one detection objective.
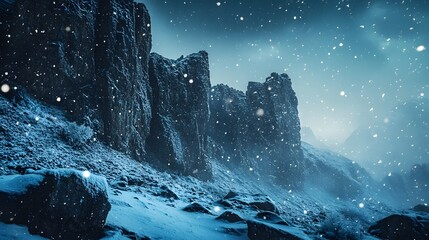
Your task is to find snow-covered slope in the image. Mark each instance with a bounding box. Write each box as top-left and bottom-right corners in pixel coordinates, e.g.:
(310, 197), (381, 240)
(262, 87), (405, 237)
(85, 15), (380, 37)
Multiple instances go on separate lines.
(0, 91), (398, 239)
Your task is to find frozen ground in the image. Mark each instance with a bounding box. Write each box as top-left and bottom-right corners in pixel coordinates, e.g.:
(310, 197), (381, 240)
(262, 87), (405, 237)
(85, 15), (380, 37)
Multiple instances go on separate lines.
(0, 92), (400, 239)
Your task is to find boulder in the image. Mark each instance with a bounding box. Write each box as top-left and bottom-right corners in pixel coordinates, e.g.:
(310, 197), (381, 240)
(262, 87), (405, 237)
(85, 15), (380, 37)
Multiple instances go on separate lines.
(216, 211), (244, 223)
(154, 185), (179, 200)
(224, 190), (239, 199)
(368, 214), (429, 240)
(413, 204), (429, 213)
(0, 169), (111, 239)
(147, 51), (212, 179)
(183, 202), (213, 215)
(250, 200), (279, 214)
(256, 211), (289, 225)
(247, 220), (310, 240)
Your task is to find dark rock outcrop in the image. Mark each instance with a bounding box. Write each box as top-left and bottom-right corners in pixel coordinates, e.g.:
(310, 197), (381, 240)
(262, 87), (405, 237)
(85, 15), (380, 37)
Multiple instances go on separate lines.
(0, 0), (152, 161)
(368, 214), (429, 240)
(247, 220), (310, 240)
(413, 204), (429, 213)
(183, 202), (213, 215)
(154, 185), (179, 200)
(95, 0), (152, 160)
(147, 52), (212, 179)
(250, 200), (280, 214)
(208, 84), (247, 164)
(0, 169), (111, 239)
(216, 211), (244, 223)
(256, 211), (289, 225)
(0, 0), (304, 184)
(209, 73), (303, 186)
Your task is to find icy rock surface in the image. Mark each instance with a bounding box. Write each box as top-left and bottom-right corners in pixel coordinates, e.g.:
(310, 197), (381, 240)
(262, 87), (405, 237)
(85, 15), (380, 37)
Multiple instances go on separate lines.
(368, 213), (429, 240)
(209, 73), (303, 186)
(147, 51), (212, 179)
(247, 220), (311, 240)
(0, 169), (111, 239)
(0, 0), (152, 161)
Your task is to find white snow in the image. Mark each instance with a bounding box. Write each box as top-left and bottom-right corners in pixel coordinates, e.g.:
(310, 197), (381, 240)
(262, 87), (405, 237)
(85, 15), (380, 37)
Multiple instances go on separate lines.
(0, 222), (47, 240)
(106, 190), (247, 240)
(0, 174), (44, 194)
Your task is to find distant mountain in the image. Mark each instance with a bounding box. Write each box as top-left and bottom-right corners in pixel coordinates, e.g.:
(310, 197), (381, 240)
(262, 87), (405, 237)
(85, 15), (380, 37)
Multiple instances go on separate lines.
(338, 98), (429, 178)
(301, 126), (329, 150)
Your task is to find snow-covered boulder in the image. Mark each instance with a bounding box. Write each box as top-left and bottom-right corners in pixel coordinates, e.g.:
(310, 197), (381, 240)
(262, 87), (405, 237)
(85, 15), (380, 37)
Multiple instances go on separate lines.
(247, 220), (310, 240)
(182, 202), (213, 215)
(216, 211), (244, 223)
(0, 169), (110, 239)
(368, 214), (429, 240)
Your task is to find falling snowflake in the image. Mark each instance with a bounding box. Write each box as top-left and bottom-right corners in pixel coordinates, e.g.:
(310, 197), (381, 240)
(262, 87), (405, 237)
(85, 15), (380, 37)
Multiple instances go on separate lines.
(416, 45), (426, 52)
(82, 170), (91, 178)
(1, 84), (10, 93)
(256, 108), (264, 117)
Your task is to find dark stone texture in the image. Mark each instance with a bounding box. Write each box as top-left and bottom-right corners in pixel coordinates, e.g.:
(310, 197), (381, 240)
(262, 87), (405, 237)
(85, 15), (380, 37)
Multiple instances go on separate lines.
(250, 200), (280, 214)
(0, 0), (152, 161)
(0, 0), (98, 121)
(95, 0), (152, 160)
(0, 169), (111, 239)
(247, 220), (309, 240)
(216, 211), (244, 223)
(256, 211), (289, 225)
(368, 214), (429, 240)
(0, 0), (304, 184)
(224, 190), (239, 199)
(183, 202), (213, 215)
(208, 84), (247, 165)
(209, 73), (303, 186)
(413, 204), (429, 213)
(148, 52), (212, 179)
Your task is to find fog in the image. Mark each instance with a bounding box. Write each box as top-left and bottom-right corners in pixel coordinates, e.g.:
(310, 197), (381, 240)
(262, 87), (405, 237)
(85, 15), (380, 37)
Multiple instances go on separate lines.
(141, 0), (429, 180)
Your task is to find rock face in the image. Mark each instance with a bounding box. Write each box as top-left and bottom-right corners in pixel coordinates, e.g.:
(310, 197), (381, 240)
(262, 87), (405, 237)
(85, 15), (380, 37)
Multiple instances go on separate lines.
(147, 52), (212, 179)
(0, 1), (304, 183)
(208, 84), (248, 166)
(216, 211), (244, 223)
(0, 169), (111, 239)
(0, 0), (152, 161)
(209, 73), (303, 186)
(95, 0), (152, 160)
(182, 202), (213, 215)
(247, 220), (310, 240)
(368, 214), (429, 240)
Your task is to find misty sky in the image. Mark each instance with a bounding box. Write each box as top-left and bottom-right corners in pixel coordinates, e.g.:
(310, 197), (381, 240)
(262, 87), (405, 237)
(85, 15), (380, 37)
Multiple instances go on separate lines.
(140, 0), (429, 145)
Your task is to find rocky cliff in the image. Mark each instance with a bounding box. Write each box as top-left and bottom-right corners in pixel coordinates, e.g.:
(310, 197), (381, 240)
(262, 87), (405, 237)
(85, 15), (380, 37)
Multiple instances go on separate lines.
(0, 0), (303, 184)
(0, 0), (152, 161)
(209, 73), (303, 186)
(147, 52), (212, 179)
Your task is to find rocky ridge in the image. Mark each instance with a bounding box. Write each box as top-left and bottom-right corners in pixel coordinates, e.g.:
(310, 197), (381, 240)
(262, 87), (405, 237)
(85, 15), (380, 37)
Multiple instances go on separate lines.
(0, 0), (304, 183)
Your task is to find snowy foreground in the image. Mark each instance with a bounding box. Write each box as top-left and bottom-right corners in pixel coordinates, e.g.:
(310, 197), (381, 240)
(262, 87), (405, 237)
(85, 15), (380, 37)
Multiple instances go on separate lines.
(0, 92), (428, 239)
